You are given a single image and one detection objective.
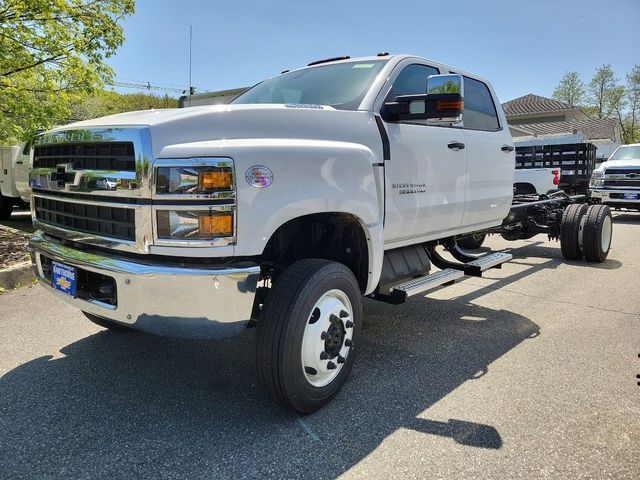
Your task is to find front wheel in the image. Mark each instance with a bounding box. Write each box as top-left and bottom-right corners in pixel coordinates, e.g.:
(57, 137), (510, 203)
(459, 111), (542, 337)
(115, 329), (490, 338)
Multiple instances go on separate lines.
(256, 259), (362, 414)
(0, 194), (13, 220)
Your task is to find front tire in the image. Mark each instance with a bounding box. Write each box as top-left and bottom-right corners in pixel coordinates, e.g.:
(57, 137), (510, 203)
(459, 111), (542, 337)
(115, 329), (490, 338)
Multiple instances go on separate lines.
(256, 259), (362, 414)
(0, 194), (13, 220)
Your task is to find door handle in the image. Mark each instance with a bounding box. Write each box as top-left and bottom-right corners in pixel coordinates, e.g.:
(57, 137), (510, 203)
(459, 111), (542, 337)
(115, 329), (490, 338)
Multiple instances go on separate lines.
(501, 144), (514, 152)
(448, 141), (465, 150)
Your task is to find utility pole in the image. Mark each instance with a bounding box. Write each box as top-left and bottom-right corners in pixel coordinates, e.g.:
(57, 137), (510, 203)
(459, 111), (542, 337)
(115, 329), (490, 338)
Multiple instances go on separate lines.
(188, 25), (193, 107)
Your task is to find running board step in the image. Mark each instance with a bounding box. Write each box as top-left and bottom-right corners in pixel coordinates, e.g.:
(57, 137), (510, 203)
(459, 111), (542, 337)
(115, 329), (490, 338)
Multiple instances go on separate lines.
(464, 252), (513, 276)
(391, 268), (464, 302)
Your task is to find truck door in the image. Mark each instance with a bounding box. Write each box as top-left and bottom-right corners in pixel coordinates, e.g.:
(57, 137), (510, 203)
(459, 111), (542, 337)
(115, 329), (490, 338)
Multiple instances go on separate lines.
(459, 76), (514, 227)
(381, 63), (467, 246)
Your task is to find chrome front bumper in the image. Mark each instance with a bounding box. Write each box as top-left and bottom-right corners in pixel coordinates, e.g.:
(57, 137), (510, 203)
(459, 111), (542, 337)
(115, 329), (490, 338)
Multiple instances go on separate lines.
(29, 231), (260, 339)
(590, 189), (640, 205)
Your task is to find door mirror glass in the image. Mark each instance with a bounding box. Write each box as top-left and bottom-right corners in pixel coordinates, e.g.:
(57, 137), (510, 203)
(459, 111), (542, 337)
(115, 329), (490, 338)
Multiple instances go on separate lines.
(382, 74), (464, 124)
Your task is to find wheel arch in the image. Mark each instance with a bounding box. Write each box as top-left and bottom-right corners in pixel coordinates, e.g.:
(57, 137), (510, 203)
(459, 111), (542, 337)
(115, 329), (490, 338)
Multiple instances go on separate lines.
(260, 211), (382, 293)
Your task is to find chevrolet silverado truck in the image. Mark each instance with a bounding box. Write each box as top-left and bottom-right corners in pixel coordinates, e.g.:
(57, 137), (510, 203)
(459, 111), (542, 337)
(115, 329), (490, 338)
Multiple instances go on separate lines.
(589, 144), (640, 211)
(28, 54), (613, 413)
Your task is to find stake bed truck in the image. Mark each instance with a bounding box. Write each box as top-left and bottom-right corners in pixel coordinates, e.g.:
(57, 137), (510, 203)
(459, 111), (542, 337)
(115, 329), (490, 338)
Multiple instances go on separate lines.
(28, 55), (613, 412)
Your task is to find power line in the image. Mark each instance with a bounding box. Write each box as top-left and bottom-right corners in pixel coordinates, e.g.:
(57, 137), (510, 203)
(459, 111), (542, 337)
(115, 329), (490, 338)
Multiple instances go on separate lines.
(108, 80), (187, 94)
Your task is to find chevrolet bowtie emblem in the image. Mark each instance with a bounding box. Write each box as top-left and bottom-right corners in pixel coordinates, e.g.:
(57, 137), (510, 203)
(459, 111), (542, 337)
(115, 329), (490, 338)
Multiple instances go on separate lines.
(56, 163), (73, 187)
(55, 276), (71, 290)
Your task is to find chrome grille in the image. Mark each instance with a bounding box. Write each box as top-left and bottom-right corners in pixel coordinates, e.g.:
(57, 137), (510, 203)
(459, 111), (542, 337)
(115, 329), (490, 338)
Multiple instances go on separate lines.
(34, 196), (135, 241)
(33, 142), (136, 171)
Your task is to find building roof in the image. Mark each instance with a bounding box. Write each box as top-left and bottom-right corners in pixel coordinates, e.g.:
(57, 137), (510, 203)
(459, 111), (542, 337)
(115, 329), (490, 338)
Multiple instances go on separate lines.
(502, 94), (572, 116)
(511, 118), (619, 141)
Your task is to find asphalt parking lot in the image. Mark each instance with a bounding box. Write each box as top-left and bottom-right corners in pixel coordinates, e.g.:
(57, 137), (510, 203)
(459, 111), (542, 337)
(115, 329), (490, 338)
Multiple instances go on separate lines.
(1, 212), (639, 479)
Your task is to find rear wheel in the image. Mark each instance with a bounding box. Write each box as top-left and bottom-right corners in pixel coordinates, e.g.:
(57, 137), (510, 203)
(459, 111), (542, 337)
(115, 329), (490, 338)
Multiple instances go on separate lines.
(82, 311), (133, 332)
(0, 194), (13, 220)
(256, 259), (362, 414)
(457, 233), (486, 250)
(560, 203), (588, 260)
(582, 205), (612, 263)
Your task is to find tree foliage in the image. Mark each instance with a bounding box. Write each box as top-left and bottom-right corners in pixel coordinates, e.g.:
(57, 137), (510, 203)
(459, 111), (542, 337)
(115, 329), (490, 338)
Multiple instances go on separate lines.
(70, 90), (178, 121)
(0, 0), (135, 143)
(587, 64), (618, 119)
(552, 71), (585, 107)
(552, 65), (640, 143)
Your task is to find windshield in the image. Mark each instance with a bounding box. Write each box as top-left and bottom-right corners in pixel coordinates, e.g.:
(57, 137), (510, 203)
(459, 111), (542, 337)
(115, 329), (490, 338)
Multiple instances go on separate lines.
(232, 60), (387, 110)
(609, 145), (640, 161)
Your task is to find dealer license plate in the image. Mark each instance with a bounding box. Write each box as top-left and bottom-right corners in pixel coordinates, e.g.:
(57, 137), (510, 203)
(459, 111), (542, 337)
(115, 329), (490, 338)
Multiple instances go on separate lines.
(51, 261), (77, 297)
(623, 193), (638, 200)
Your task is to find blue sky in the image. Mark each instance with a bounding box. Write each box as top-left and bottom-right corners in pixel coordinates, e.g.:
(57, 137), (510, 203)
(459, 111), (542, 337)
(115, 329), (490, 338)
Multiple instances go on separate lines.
(107, 0), (639, 103)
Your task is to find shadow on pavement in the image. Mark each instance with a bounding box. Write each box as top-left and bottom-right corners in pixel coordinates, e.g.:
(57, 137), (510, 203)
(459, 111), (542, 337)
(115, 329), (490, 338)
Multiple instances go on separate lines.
(0, 210), (34, 234)
(0, 294), (539, 478)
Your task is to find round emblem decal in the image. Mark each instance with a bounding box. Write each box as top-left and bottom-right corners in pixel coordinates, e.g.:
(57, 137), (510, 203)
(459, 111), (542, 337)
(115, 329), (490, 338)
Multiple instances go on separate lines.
(245, 165), (273, 188)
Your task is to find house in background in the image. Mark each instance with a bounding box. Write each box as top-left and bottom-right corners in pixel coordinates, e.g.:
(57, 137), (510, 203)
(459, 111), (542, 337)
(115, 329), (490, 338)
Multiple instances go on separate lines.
(502, 94), (622, 160)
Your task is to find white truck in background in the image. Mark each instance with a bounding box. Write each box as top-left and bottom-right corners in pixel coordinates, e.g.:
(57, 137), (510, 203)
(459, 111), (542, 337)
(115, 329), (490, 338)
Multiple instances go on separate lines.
(0, 144), (31, 219)
(514, 167), (561, 195)
(28, 55), (614, 413)
(589, 144), (640, 211)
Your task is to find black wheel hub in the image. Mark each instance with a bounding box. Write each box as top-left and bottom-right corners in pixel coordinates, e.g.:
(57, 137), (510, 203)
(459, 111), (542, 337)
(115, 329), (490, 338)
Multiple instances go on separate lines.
(324, 317), (345, 358)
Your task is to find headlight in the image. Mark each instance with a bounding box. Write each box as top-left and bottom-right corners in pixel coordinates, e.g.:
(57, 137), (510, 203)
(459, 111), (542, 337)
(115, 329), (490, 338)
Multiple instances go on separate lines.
(156, 210), (234, 240)
(589, 171), (604, 188)
(156, 166), (233, 194)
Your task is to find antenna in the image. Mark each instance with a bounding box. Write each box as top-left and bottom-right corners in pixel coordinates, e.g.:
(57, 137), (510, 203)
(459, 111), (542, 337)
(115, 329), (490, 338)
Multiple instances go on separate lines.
(188, 24), (193, 107)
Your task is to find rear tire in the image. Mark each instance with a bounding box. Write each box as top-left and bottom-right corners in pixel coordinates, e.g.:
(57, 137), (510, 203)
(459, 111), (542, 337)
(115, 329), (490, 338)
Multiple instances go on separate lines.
(82, 311), (133, 332)
(560, 203), (588, 260)
(0, 194), (13, 220)
(582, 205), (612, 263)
(457, 234), (486, 249)
(256, 259), (362, 414)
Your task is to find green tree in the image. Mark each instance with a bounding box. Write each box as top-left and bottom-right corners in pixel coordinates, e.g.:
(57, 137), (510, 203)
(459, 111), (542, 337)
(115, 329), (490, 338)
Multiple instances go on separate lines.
(624, 65), (640, 143)
(552, 71), (585, 107)
(587, 64), (619, 119)
(0, 0), (135, 143)
(70, 90), (178, 121)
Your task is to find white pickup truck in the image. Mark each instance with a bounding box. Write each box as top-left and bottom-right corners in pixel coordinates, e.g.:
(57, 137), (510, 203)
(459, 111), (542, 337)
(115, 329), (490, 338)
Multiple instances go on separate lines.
(589, 144), (640, 210)
(28, 54), (613, 412)
(0, 144), (31, 219)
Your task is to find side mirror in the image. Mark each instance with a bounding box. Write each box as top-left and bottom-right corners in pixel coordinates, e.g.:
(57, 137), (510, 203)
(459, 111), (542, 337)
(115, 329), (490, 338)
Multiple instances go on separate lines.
(381, 74), (464, 124)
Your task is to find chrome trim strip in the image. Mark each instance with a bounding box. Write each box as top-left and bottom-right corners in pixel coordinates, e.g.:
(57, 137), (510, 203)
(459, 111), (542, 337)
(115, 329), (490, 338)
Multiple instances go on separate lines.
(32, 192), (143, 209)
(33, 219), (140, 253)
(30, 231), (260, 339)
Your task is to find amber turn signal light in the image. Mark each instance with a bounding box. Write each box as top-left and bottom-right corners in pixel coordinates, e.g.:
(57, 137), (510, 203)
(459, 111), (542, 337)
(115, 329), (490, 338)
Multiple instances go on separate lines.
(198, 170), (232, 191)
(198, 213), (233, 237)
(436, 100), (464, 111)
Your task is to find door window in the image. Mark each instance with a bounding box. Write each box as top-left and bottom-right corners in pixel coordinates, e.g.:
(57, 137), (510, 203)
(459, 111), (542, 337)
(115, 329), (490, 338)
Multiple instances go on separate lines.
(386, 64), (439, 102)
(462, 77), (500, 131)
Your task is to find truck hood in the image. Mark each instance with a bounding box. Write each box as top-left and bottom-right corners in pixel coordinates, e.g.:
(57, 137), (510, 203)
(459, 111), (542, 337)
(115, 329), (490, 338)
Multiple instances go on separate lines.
(594, 159), (640, 172)
(53, 104), (379, 159)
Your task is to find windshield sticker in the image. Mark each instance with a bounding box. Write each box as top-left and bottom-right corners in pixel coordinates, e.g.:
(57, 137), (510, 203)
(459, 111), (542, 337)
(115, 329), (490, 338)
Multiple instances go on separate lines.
(353, 63), (375, 69)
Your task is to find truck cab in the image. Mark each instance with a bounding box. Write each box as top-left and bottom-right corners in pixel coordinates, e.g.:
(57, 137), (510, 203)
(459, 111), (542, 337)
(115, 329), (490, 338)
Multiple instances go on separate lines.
(28, 54), (520, 412)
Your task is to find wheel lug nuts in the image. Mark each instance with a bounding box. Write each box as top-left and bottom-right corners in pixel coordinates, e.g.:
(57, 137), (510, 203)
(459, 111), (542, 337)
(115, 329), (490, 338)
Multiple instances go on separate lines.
(321, 331), (329, 340)
(339, 310), (349, 318)
(327, 361), (337, 370)
(345, 320), (354, 328)
(337, 355), (345, 364)
(345, 339), (353, 347)
(320, 351), (329, 360)
(330, 314), (339, 323)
